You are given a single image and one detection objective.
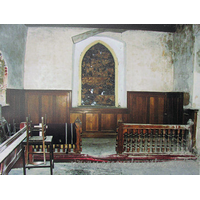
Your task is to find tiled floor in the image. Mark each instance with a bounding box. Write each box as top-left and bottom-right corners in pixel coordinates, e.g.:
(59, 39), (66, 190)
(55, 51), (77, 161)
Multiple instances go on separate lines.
(8, 138), (200, 175)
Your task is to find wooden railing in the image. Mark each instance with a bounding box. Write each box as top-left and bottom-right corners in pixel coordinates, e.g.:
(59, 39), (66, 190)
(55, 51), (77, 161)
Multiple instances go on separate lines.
(0, 126), (27, 175)
(116, 122), (194, 155)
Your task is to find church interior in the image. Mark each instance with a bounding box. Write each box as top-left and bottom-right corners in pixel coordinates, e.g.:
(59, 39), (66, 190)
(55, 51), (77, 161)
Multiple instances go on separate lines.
(1, 24), (200, 176)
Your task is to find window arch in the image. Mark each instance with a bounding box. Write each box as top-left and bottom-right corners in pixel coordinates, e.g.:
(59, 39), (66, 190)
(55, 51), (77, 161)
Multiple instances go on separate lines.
(72, 36), (126, 108)
(80, 42), (116, 106)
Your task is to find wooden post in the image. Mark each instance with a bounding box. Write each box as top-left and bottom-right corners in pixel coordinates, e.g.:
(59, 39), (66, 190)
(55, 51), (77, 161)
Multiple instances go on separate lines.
(75, 118), (82, 154)
(117, 122), (124, 154)
(41, 117), (46, 165)
(192, 110), (198, 151)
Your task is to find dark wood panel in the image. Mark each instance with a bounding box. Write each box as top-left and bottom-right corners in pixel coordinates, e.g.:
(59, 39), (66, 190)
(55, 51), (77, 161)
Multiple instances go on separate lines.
(86, 113), (99, 131)
(101, 114), (115, 131)
(127, 91), (183, 124)
(70, 107), (129, 114)
(25, 92), (40, 124)
(54, 95), (68, 124)
(24, 90), (72, 124)
(157, 97), (165, 124)
(128, 93), (148, 123)
(149, 96), (165, 124)
(166, 92), (183, 124)
(3, 90), (184, 138)
(3, 89), (25, 125)
(41, 94), (54, 124)
(70, 113), (83, 123)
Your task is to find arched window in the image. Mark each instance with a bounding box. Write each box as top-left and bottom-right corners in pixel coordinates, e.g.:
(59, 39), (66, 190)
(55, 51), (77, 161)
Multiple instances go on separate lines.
(81, 43), (115, 106)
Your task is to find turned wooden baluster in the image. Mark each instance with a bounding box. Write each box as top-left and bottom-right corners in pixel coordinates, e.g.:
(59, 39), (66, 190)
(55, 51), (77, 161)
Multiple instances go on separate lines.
(177, 129), (180, 152)
(172, 129), (175, 152)
(132, 129), (136, 152)
(157, 129), (161, 152)
(126, 129), (131, 152)
(181, 129), (185, 152)
(147, 129), (151, 153)
(166, 129), (170, 152)
(142, 129), (146, 152)
(162, 129), (166, 152)
(152, 129), (156, 153)
(137, 129), (141, 152)
(116, 135), (118, 152)
(124, 131), (127, 152)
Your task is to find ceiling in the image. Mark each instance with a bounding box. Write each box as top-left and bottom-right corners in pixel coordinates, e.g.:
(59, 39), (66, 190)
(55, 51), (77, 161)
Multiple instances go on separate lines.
(25, 24), (178, 33)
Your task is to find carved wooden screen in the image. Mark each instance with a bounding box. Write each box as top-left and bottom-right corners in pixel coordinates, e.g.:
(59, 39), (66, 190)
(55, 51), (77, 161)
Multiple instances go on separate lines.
(81, 43), (115, 106)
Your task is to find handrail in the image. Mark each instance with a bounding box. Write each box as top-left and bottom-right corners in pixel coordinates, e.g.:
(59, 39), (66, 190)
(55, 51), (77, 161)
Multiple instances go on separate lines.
(0, 126), (27, 154)
(120, 123), (191, 130)
(0, 126), (27, 175)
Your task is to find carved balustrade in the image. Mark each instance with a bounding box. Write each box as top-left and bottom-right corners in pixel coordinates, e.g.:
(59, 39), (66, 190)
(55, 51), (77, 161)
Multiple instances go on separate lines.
(116, 123), (193, 154)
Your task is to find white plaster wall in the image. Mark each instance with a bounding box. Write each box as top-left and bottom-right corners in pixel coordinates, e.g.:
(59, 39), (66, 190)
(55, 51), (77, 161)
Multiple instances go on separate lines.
(122, 31), (174, 92)
(173, 25), (194, 107)
(0, 24), (27, 89)
(193, 32), (200, 151)
(24, 27), (89, 89)
(193, 33), (200, 108)
(24, 27), (174, 93)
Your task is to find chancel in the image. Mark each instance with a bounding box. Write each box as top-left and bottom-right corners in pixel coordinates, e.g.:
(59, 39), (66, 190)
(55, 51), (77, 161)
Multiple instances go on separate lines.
(0, 24), (200, 175)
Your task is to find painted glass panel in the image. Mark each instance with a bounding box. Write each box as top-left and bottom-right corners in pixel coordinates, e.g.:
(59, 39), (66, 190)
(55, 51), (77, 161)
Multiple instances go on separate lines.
(81, 43), (115, 106)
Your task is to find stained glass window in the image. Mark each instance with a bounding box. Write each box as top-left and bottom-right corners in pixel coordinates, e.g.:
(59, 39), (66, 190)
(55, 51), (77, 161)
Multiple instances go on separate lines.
(81, 43), (115, 106)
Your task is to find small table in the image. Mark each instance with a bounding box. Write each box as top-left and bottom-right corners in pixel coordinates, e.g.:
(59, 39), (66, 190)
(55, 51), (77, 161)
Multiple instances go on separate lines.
(22, 136), (54, 175)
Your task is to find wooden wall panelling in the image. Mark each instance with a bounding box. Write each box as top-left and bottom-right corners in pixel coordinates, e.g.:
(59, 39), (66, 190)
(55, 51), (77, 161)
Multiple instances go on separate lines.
(101, 113), (115, 132)
(166, 92), (183, 124)
(137, 96), (148, 123)
(41, 94), (54, 124)
(70, 113), (83, 123)
(86, 113), (99, 131)
(70, 107), (129, 135)
(149, 95), (165, 124)
(54, 94), (68, 124)
(25, 92), (40, 124)
(157, 97), (165, 123)
(117, 114), (122, 123)
(128, 92), (148, 123)
(127, 91), (183, 125)
(3, 89), (25, 125)
(25, 90), (72, 124)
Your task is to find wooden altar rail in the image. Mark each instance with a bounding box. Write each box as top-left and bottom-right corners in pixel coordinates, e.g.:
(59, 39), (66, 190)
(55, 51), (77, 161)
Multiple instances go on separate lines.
(116, 123), (193, 155)
(0, 126), (27, 175)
